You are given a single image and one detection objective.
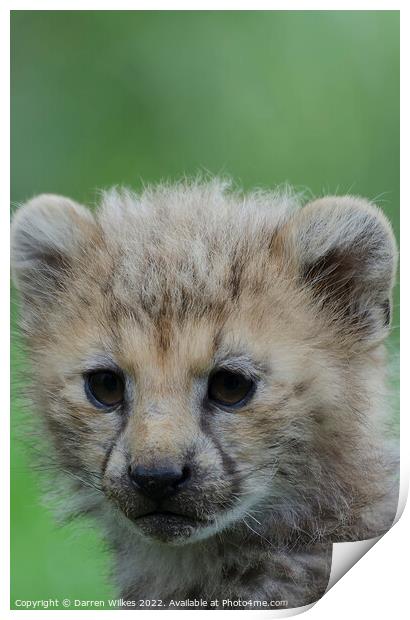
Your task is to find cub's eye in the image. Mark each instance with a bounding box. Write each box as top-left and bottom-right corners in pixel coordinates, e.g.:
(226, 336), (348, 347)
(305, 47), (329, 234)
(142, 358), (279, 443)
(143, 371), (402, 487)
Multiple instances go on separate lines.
(84, 370), (125, 409)
(208, 370), (255, 408)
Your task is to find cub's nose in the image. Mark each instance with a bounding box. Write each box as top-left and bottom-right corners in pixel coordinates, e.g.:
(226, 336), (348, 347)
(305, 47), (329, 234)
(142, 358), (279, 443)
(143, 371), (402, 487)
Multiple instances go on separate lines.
(128, 464), (191, 500)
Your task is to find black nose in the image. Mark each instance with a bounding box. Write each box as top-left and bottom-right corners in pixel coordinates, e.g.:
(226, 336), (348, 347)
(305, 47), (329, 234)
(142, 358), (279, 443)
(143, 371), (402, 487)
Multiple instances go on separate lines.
(128, 464), (191, 500)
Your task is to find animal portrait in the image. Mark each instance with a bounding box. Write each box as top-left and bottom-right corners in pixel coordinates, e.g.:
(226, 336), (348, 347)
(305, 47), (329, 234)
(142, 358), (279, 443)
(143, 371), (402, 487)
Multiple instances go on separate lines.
(11, 180), (398, 609)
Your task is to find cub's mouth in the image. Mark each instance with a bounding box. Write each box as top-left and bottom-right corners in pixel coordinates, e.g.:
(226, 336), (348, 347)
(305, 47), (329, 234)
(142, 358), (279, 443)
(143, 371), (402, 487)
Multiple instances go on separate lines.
(104, 481), (226, 544)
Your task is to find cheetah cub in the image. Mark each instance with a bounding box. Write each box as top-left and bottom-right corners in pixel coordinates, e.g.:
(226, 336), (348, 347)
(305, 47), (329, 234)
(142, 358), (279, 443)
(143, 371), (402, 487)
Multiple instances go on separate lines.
(11, 180), (398, 609)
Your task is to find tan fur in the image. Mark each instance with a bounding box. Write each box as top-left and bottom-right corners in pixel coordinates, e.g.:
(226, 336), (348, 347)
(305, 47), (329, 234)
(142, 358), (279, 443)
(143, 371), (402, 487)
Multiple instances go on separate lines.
(11, 179), (398, 608)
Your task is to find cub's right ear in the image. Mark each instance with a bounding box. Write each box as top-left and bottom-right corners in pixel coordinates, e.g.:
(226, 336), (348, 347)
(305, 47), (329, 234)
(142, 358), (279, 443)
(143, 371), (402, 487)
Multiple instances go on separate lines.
(11, 194), (94, 307)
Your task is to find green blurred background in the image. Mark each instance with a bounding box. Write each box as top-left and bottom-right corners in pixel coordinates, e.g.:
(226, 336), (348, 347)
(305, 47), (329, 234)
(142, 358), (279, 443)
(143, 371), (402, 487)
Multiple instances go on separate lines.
(11, 10), (399, 609)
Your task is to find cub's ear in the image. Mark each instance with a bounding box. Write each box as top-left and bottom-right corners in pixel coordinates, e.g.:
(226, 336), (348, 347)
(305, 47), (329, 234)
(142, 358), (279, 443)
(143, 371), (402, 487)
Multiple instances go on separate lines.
(11, 194), (94, 307)
(283, 196), (398, 345)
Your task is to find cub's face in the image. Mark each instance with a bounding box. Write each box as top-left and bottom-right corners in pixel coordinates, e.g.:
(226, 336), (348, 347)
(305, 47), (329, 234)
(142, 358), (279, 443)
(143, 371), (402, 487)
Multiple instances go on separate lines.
(11, 185), (396, 544)
(30, 284), (340, 544)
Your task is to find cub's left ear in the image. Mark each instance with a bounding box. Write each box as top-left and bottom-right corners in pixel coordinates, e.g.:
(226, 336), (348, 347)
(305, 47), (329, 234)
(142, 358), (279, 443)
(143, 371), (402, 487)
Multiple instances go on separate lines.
(284, 196), (398, 344)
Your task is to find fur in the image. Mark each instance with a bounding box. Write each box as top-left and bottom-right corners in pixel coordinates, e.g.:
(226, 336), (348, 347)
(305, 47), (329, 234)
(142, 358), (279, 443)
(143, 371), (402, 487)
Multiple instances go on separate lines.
(11, 179), (398, 608)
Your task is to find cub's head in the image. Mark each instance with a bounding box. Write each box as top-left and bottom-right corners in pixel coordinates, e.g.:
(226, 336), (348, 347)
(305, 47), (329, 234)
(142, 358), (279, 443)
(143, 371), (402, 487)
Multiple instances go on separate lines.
(11, 182), (397, 545)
